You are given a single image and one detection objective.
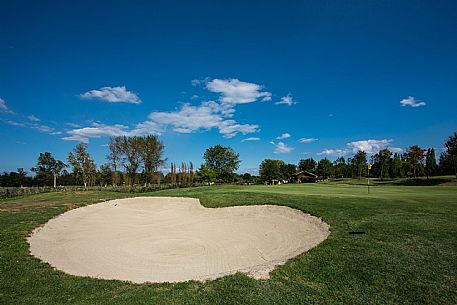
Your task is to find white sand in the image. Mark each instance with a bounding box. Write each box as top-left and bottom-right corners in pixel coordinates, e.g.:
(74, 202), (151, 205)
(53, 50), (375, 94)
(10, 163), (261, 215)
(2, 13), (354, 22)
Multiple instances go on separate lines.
(28, 197), (330, 283)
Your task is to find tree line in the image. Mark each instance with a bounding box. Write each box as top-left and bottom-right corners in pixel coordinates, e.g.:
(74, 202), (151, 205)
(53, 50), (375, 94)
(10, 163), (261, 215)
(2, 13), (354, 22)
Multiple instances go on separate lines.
(1, 132), (456, 187)
(0, 139), (247, 187)
(258, 132), (457, 183)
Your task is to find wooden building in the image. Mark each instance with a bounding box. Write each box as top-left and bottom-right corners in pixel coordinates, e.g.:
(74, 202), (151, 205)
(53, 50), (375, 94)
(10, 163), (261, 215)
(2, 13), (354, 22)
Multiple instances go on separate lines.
(289, 171), (318, 183)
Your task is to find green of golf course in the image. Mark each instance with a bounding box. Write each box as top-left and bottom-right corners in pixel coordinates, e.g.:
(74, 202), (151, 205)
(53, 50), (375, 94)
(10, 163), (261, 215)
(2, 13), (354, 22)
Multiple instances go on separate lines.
(1, 180), (456, 305)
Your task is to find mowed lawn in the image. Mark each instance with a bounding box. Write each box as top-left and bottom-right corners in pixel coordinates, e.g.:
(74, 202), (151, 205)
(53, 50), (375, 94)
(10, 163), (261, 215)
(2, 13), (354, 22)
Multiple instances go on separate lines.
(1, 182), (456, 305)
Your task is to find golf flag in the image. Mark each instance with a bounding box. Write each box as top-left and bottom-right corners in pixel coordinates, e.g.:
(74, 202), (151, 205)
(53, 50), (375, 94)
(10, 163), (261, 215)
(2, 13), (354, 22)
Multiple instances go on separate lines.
(368, 163), (372, 170)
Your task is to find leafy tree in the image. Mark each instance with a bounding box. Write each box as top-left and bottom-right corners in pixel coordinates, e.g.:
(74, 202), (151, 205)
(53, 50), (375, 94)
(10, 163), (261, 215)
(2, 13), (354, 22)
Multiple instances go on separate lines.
(99, 163), (113, 186)
(259, 159), (285, 183)
(196, 164), (217, 184)
(352, 150), (367, 179)
(425, 148), (437, 178)
(405, 145), (425, 178)
(333, 157), (347, 178)
(317, 158), (333, 179)
(0, 169), (33, 187)
(68, 143), (96, 188)
(119, 136), (142, 186)
(32, 152), (66, 187)
(445, 132), (457, 178)
(438, 152), (454, 175)
(389, 153), (404, 178)
(107, 136), (123, 185)
(138, 135), (166, 186)
(298, 158), (317, 172)
(374, 148), (392, 180)
(203, 145), (240, 182)
(280, 163), (297, 179)
(240, 173), (256, 184)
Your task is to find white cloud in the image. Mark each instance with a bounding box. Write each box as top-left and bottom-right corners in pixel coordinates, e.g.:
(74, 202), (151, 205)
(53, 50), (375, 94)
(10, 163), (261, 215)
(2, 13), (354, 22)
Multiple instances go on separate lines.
(239, 167), (259, 176)
(63, 97), (261, 142)
(30, 124), (61, 135)
(276, 133), (291, 140)
(147, 101), (259, 138)
(299, 137), (318, 143)
(317, 149), (348, 156)
(0, 98), (8, 111)
(276, 94), (296, 106)
(346, 139), (393, 154)
(62, 123), (130, 142)
(0, 98), (14, 114)
(6, 120), (26, 127)
(62, 121), (161, 143)
(241, 137), (261, 142)
(271, 141), (294, 154)
(191, 77), (210, 86)
(400, 96), (426, 108)
(218, 120), (259, 138)
(316, 139), (402, 157)
(27, 115), (40, 122)
(390, 147), (403, 153)
(64, 78), (278, 141)
(206, 78), (271, 105)
(6, 120), (61, 135)
(79, 86), (141, 104)
(66, 122), (81, 128)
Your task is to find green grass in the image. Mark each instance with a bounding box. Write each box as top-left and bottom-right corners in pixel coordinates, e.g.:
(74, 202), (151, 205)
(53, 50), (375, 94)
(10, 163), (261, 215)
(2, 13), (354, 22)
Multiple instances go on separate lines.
(1, 181), (457, 305)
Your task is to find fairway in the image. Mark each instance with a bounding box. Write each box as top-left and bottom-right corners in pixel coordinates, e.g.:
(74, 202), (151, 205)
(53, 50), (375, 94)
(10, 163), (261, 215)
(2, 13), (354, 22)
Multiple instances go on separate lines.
(1, 182), (457, 305)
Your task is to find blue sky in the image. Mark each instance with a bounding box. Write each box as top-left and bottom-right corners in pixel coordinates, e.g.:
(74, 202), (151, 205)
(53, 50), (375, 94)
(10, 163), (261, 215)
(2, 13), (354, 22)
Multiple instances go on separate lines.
(1, 1), (456, 174)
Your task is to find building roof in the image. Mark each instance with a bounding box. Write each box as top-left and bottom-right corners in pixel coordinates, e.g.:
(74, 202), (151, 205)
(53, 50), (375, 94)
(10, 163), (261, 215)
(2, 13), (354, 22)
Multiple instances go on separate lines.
(290, 171), (318, 178)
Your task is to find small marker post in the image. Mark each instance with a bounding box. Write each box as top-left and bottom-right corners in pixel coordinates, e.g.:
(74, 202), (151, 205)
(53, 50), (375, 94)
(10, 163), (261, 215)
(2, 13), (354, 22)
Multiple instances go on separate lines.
(367, 163), (372, 194)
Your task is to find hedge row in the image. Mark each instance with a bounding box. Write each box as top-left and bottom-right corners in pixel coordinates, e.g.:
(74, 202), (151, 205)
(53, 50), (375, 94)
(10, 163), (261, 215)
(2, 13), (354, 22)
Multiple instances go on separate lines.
(0, 183), (204, 199)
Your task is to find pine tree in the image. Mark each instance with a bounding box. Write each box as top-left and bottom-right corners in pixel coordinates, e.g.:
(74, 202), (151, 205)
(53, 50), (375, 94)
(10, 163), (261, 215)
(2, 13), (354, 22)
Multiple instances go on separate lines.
(425, 148), (437, 178)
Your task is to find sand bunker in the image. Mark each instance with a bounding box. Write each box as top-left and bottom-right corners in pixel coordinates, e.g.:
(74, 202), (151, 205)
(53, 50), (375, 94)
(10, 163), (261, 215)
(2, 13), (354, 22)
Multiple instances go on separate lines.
(28, 197), (330, 283)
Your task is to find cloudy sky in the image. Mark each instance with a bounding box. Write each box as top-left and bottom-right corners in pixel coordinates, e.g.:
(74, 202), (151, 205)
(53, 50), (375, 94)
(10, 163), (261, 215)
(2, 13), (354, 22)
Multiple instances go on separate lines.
(1, 1), (456, 173)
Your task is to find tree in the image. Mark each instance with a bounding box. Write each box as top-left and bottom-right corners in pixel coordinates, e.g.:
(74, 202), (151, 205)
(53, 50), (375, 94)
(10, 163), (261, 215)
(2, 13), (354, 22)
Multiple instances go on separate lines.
(67, 143), (96, 188)
(99, 163), (113, 186)
(317, 158), (333, 179)
(196, 164), (217, 184)
(170, 162), (177, 185)
(203, 145), (240, 182)
(425, 148), (437, 178)
(259, 159), (285, 183)
(333, 157), (347, 178)
(138, 135), (165, 186)
(31, 152), (66, 187)
(188, 162), (194, 184)
(438, 152), (454, 175)
(120, 136), (142, 186)
(374, 148), (392, 180)
(298, 158), (317, 172)
(241, 172), (255, 184)
(352, 150), (367, 179)
(280, 163), (297, 179)
(445, 132), (457, 178)
(405, 145), (425, 178)
(107, 136), (123, 186)
(389, 153), (404, 178)
(0, 169), (33, 187)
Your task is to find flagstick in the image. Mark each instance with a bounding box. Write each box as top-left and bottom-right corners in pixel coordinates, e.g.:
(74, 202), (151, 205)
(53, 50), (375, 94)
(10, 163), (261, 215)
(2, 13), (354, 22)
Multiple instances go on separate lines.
(367, 164), (371, 194)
